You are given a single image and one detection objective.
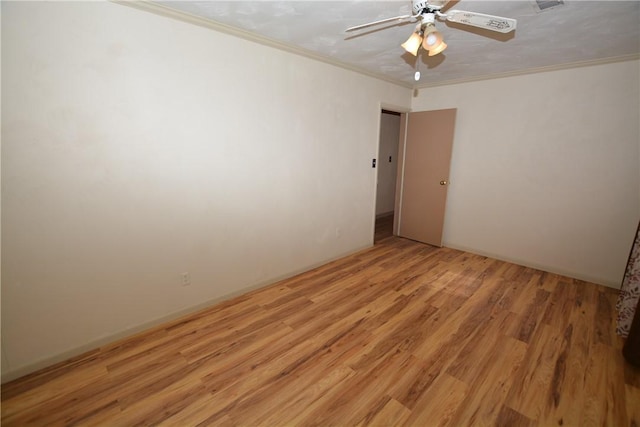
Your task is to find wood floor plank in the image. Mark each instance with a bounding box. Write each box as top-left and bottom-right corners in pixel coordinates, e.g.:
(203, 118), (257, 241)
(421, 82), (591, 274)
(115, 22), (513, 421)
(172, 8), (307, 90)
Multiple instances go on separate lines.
(113, 375), (208, 425)
(505, 323), (567, 420)
(0, 348), (104, 401)
(295, 351), (412, 426)
(401, 373), (468, 427)
(255, 365), (357, 426)
(2, 236), (638, 426)
(625, 383), (640, 426)
(356, 396), (411, 427)
(155, 392), (220, 426)
(0, 363), (109, 417)
(446, 308), (519, 384)
(495, 405), (535, 427)
(177, 306), (297, 364)
(410, 268), (510, 364)
(2, 375), (120, 426)
(539, 283), (595, 426)
(580, 342), (631, 426)
(511, 286), (551, 344)
(448, 334), (528, 426)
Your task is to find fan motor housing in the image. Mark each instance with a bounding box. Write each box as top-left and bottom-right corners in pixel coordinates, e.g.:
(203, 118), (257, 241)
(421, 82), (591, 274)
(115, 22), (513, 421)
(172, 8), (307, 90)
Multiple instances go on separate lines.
(413, 0), (445, 14)
(412, 1), (430, 14)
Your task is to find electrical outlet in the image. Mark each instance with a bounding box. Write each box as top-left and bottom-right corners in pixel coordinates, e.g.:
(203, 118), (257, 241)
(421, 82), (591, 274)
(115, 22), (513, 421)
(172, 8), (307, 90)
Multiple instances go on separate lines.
(181, 272), (191, 287)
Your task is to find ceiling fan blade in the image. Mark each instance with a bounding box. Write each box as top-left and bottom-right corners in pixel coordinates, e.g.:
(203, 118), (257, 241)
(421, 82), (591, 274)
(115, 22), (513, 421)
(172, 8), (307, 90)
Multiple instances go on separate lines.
(427, 0), (450, 10)
(445, 10), (517, 33)
(345, 14), (415, 32)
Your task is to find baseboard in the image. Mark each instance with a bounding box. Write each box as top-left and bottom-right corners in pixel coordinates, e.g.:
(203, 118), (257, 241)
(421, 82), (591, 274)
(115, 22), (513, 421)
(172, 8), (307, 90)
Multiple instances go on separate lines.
(443, 241), (621, 289)
(1, 243), (373, 384)
(1, 288), (259, 384)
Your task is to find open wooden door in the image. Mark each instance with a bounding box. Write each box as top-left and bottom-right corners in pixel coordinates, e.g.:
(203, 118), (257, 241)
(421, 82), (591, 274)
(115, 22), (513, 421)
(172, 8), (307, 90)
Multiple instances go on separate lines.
(394, 108), (457, 247)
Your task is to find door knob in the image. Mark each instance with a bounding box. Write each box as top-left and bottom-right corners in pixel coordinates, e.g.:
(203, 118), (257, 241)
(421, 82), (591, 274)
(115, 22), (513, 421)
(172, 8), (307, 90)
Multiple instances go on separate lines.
(440, 180), (448, 185)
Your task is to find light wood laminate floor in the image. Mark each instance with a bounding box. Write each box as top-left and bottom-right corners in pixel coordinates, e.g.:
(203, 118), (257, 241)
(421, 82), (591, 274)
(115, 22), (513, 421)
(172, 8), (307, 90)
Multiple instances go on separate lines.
(2, 237), (639, 426)
(374, 214), (394, 243)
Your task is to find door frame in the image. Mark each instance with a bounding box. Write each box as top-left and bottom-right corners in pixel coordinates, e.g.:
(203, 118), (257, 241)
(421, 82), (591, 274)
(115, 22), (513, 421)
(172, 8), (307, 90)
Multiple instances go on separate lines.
(372, 103), (410, 243)
(393, 111), (408, 237)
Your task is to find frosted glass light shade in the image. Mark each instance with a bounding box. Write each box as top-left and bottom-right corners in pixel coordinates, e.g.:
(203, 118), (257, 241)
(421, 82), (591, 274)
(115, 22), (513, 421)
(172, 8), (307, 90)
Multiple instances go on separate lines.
(428, 41), (447, 56)
(422, 25), (447, 56)
(401, 32), (423, 56)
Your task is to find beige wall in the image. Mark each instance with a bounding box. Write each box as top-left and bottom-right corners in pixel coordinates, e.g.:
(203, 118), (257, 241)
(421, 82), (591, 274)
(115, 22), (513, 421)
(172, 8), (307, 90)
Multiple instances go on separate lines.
(4, 0), (637, 383)
(411, 60), (640, 287)
(1, 1), (411, 380)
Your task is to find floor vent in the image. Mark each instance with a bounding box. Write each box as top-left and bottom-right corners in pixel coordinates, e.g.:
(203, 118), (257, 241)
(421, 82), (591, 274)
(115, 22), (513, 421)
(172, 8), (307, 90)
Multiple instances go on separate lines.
(532, 0), (565, 12)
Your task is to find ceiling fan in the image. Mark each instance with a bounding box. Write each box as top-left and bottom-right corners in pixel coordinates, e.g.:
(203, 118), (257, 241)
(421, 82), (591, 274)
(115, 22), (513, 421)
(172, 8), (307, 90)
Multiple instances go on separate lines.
(346, 0), (517, 79)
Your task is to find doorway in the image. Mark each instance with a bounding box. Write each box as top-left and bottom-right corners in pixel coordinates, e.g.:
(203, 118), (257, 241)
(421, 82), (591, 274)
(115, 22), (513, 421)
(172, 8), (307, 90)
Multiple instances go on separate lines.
(374, 109), (402, 243)
(396, 109), (456, 247)
(374, 108), (457, 247)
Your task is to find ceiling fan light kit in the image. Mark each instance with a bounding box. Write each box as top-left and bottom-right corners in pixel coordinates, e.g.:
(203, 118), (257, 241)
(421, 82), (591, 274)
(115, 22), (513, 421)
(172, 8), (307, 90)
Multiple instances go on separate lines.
(401, 26), (424, 56)
(401, 23), (447, 57)
(346, 0), (517, 81)
(421, 24), (447, 56)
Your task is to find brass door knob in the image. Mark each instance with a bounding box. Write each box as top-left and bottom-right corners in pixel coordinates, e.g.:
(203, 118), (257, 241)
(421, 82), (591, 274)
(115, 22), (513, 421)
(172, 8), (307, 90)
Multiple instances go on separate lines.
(440, 180), (448, 185)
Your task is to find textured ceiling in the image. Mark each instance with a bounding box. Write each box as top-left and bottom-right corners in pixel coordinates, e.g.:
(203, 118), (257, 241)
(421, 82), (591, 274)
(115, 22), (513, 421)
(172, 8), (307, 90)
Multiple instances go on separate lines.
(153, 1), (640, 87)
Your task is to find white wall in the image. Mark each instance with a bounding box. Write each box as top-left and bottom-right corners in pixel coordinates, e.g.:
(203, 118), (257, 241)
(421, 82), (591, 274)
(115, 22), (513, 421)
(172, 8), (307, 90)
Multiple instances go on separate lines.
(375, 113), (401, 216)
(1, 1), (411, 380)
(412, 60), (640, 288)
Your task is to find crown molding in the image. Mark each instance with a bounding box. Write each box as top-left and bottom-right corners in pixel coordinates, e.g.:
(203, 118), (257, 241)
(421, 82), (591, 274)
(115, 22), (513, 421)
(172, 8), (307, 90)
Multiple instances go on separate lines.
(110, 0), (414, 89)
(414, 54), (640, 89)
(110, 1), (638, 92)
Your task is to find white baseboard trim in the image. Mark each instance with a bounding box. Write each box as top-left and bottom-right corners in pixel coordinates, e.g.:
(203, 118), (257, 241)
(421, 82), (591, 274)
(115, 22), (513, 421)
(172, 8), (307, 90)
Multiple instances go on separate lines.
(1, 243), (372, 384)
(1, 287), (258, 383)
(443, 241), (621, 290)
